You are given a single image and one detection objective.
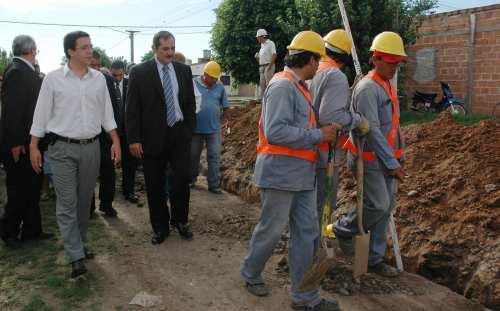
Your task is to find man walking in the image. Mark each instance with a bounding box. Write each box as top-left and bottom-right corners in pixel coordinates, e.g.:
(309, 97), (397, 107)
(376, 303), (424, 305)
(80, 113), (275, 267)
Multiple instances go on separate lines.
(334, 31), (407, 277)
(190, 61), (229, 194)
(0, 35), (52, 248)
(255, 29), (276, 100)
(30, 31), (120, 278)
(310, 29), (369, 224)
(126, 31), (196, 245)
(110, 60), (139, 204)
(241, 31), (342, 311)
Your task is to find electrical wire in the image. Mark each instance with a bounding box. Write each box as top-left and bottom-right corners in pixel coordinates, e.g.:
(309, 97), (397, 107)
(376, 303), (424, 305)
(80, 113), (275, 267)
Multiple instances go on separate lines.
(0, 20), (211, 29)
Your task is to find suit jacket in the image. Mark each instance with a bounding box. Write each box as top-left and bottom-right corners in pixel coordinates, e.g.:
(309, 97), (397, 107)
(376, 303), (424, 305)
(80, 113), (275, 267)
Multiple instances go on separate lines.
(99, 72), (121, 143)
(120, 77), (128, 134)
(125, 59), (196, 156)
(0, 58), (42, 151)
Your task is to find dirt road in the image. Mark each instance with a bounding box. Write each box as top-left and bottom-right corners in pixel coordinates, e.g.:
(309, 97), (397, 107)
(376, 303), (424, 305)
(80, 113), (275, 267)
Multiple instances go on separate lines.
(88, 179), (486, 311)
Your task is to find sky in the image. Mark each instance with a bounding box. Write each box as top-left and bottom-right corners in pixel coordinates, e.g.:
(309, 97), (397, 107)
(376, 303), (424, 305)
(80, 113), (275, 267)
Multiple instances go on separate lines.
(0, 0), (498, 73)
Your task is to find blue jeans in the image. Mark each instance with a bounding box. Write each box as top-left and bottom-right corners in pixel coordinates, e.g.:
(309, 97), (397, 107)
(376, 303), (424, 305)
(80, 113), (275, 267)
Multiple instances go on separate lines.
(334, 157), (397, 266)
(241, 188), (321, 307)
(190, 132), (221, 190)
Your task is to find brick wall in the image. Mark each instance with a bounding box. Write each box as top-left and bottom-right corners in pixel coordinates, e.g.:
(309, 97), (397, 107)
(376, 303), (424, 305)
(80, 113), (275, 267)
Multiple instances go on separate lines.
(404, 4), (500, 115)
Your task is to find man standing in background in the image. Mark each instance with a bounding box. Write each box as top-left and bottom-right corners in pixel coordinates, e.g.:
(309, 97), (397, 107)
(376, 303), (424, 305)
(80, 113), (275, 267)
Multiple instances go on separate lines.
(255, 29), (276, 100)
(0, 35), (53, 248)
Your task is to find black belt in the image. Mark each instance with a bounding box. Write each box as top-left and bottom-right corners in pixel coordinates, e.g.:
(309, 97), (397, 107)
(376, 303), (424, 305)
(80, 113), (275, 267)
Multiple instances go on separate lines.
(52, 133), (98, 145)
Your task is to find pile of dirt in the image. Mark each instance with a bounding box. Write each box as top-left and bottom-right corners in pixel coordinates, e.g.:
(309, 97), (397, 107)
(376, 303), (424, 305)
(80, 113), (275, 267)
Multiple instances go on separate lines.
(219, 107), (499, 309)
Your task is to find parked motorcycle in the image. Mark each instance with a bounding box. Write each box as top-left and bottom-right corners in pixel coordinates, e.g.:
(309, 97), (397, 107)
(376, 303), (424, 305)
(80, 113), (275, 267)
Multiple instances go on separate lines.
(411, 82), (467, 115)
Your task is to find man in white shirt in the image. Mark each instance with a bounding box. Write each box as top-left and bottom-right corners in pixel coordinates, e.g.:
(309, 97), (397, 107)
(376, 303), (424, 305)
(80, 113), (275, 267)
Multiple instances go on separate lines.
(29, 31), (121, 278)
(255, 29), (277, 100)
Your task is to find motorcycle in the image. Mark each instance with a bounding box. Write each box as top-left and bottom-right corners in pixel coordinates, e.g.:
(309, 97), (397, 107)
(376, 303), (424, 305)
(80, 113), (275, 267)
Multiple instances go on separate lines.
(411, 82), (467, 115)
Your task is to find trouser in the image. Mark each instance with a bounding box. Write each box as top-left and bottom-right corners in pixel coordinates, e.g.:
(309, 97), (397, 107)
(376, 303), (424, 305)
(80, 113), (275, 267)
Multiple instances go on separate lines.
(120, 133), (138, 196)
(334, 158), (397, 266)
(258, 63), (275, 99)
(315, 148), (345, 228)
(190, 132), (222, 190)
(98, 135), (115, 206)
(143, 122), (191, 235)
(241, 188), (321, 307)
(49, 140), (100, 262)
(0, 150), (43, 239)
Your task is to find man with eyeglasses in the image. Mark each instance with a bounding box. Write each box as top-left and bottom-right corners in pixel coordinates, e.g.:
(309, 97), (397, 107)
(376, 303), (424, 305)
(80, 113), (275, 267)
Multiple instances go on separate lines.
(30, 31), (121, 278)
(0, 35), (53, 248)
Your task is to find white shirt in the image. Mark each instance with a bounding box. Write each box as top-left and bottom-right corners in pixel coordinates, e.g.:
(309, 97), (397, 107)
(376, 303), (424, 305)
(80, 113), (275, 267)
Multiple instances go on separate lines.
(118, 79), (123, 98)
(13, 56), (35, 71)
(193, 78), (202, 114)
(155, 57), (184, 122)
(30, 64), (117, 139)
(258, 39), (277, 65)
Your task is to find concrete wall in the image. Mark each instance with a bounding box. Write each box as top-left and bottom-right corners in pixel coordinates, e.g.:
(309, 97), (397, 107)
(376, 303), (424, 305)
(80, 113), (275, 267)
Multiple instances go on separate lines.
(405, 4), (500, 115)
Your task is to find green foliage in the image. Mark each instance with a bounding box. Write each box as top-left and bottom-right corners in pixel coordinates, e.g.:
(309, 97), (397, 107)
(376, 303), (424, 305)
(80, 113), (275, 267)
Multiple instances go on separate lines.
(0, 47), (12, 75)
(93, 47), (112, 68)
(400, 111), (492, 126)
(141, 50), (154, 62)
(211, 0), (437, 85)
(110, 55), (129, 69)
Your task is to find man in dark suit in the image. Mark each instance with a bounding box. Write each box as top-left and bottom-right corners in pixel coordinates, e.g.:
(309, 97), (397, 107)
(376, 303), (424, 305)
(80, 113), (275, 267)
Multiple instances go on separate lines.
(90, 51), (121, 217)
(126, 31), (196, 244)
(0, 35), (53, 248)
(110, 60), (139, 204)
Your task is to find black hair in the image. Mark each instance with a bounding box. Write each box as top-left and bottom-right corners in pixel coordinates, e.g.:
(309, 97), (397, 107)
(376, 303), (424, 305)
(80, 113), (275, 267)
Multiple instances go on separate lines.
(153, 31), (175, 49)
(326, 49), (354, 69)
(92, 50), (101, 59)
(63, 31), (90, 59)
(111, 60), (126, 70)
(284, 51), (320, 68)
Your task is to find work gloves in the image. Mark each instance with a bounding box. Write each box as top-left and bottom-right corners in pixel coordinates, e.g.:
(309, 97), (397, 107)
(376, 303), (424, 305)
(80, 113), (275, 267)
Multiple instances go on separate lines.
(355, 116), (370, 136)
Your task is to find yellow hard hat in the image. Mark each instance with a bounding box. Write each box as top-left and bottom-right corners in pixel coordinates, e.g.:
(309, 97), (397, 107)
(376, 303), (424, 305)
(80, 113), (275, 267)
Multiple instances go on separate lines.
(287, 31), (326, 57)
(203, 61), (221, 79)
(370, 31), (407, 56)
(323, 29), (352, 55)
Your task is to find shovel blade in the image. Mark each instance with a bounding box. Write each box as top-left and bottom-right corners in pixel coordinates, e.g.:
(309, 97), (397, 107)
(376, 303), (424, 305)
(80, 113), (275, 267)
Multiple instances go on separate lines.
(353, 232), (370, 278)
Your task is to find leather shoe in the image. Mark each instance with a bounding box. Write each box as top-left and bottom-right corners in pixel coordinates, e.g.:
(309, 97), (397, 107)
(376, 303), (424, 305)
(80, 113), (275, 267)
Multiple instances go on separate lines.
(151, 231), (169, 245)
(70, 259), (87, 278)
(100, 205), (118, 217)
(172, 223), (193, 240)
(84, 247), (95, 260)
(124, 194), (139, 204)
(208, 187), (223, 194)
(2, 237), (21, 249)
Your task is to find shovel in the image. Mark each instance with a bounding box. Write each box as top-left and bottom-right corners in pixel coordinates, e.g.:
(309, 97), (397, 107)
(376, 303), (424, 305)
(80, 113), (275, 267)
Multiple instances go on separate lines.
(353, 135), (370, 278)
(297, 139), (338, 292)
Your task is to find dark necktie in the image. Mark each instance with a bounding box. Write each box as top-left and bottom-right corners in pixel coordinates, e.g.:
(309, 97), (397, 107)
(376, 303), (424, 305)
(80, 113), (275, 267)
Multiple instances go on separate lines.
(162, 64), (177, 126)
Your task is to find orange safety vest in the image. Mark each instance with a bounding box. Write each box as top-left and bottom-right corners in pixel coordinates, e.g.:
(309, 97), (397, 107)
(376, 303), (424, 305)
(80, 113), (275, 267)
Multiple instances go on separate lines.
(316, 58), (348, 152)
(344, 70), (404, 161)
(256, 71), (318, 162)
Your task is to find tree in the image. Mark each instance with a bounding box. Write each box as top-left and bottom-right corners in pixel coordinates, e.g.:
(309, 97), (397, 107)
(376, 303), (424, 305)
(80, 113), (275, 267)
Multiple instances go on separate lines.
(0, 47), (12, 75)
(141, 50), (154, 62)
(110, 56), (129, 68)
(211, 0), (437, 85)
(93, 47), (112, 68)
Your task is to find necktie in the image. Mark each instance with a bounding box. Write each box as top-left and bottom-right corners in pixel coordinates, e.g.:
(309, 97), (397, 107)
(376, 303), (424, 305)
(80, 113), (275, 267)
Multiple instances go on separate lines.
(162, 64), (177, 127)
(114, 81), (123, 125)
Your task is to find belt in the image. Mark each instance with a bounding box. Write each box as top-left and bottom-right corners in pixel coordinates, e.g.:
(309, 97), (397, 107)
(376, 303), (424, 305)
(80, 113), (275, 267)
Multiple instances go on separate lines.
(52, 133), (98, 144)
(259, 63), (270, 67)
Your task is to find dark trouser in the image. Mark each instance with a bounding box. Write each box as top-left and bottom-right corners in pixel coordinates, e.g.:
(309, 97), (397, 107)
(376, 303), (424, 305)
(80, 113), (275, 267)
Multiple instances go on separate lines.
(121, 133), (138, 196)
(0, 150), (43, 239)
(143, 123), (191, 235)
(98, 135), (115, 207)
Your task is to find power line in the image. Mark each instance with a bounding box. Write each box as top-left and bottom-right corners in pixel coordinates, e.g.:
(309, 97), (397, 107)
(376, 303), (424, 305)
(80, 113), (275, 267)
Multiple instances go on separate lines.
(0, 20), (211, 29)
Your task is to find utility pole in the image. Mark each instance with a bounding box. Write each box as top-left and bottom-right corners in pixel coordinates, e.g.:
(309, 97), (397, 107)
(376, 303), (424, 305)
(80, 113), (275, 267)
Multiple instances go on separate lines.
(126, 30), (139, 63)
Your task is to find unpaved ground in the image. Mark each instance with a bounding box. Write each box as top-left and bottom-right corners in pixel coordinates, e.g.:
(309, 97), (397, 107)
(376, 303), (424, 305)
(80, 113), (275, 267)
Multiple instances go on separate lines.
(87, 177), (486, 311)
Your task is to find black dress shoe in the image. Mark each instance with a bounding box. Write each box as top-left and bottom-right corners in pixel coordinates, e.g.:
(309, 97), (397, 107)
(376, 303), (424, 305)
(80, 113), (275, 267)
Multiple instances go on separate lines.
(208, 187), (223, 194)
(172, 223), (193, 240)
(124, 194), (139, 204)
(70, 259), (87, 278)
(151, 231), (168, 245)
(100, 206), (118, 217)
(84, 247), (95, 260)
(2, 237), (21, 249)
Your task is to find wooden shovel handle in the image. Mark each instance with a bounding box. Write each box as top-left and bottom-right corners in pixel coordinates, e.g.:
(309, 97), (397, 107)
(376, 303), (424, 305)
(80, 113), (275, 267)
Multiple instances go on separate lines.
(354, 136), (366, 235)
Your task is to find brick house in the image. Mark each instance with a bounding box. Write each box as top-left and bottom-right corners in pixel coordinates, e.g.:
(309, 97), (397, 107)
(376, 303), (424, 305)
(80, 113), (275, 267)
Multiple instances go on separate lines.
(404, 4), (500, 115)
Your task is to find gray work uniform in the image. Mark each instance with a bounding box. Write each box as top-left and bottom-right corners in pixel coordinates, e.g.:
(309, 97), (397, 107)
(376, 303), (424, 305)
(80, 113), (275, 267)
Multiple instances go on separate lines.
(310, 64), (361, 223)
(334, 76), (405, 266)
(241, 67), (324, 308)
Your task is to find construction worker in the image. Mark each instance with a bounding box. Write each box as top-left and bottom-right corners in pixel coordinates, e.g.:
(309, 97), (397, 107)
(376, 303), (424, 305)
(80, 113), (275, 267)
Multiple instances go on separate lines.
(334, 31), (407, 277)
(254, 28), (277, 100)
(310, 29), (370, 226)
(241, 31), (342, 311)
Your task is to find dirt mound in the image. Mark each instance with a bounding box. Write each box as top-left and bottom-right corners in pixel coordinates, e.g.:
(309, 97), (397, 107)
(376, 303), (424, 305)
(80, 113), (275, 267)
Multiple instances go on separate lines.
(219, 107), (499, 309)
